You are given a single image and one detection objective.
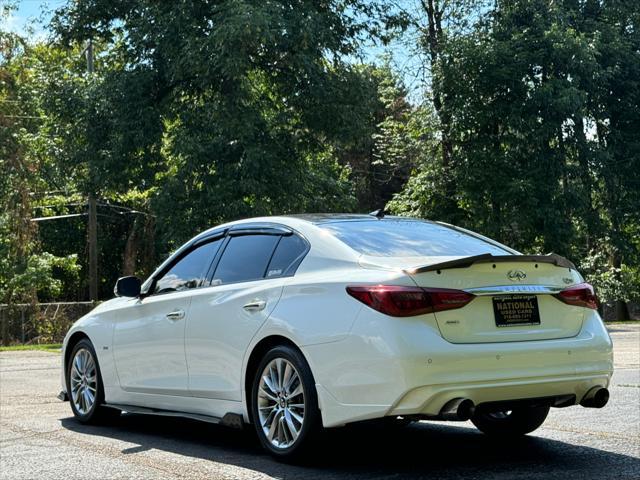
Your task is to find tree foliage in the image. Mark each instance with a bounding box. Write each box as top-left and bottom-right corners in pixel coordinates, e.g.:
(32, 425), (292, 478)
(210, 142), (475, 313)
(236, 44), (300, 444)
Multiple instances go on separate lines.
(1, 23), (79, 305)
(391, 0), (640, 307)
(1, 0), (638, 314)
(47, 0), (404, 249)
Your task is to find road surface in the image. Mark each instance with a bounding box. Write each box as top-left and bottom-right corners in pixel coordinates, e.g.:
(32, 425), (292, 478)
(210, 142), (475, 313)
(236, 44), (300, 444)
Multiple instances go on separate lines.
(1, 325), (638, 479)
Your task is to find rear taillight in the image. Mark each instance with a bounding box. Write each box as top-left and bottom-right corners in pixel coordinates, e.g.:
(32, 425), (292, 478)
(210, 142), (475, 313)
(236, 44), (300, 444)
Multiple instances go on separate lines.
(346, 285), (475, 317)
(554, 282), (599, 309)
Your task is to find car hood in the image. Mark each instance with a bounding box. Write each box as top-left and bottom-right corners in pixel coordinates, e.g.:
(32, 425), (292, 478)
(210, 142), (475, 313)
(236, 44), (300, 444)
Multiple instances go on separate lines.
(86, 296), (132, 315)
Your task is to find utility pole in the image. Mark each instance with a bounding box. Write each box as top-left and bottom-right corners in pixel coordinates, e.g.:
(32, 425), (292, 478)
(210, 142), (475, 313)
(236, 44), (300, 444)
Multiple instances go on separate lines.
(86, 37), (94, 73)
(88, 194), (98, 301)
(86, 39), (98, 301)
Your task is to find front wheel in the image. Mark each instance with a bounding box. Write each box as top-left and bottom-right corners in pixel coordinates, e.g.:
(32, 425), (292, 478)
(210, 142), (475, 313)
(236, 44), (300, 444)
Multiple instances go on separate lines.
(250, 345), (321, 460)
(471, 405), (550, 437)
(66, 338), (120, 424)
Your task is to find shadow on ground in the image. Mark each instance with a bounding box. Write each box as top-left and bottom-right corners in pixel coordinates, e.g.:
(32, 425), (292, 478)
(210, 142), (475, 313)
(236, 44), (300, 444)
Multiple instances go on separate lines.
(61, 414), (639, 480)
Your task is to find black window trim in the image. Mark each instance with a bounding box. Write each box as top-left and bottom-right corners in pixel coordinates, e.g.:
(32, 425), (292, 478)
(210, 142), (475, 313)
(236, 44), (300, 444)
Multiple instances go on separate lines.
(228, 223), (293, 237)
(203, 234), (232, 287)
(206, 224), (310, 287)
(144, 230), (227, 297)
(266, 234), (310, 278)
(264, 229), (310, 278)
(142, 222), (310, 296)
(262, 236), (284, 279)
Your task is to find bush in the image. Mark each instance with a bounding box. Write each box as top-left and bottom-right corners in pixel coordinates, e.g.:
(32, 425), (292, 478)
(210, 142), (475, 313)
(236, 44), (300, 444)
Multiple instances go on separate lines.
(579, 250), (640, 304)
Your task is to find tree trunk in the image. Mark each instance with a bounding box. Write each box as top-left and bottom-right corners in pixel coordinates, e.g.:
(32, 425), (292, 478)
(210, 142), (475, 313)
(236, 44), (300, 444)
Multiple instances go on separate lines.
(615, 300), (631, 322)
(420, 0), (458, 217)
(1, 309), (7, 346)
(574, 115), (596, 251)
(611, 252), (631, 321)
(140, 215), (156, 278)
(122, 217), (139, 277)
(87, 194), (98, 300)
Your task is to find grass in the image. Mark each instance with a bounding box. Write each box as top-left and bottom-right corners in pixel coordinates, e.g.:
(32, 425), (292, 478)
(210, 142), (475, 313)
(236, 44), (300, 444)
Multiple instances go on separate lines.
(0, 343), (62, 352)
(606, 320), (640, 325)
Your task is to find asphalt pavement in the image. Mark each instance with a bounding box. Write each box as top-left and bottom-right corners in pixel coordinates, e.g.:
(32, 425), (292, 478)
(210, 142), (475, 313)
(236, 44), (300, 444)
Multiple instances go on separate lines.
(1, 325), (639, 479)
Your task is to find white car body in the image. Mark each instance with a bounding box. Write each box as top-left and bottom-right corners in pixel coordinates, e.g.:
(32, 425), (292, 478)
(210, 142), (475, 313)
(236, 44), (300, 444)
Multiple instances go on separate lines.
(60, 215), (613, 430)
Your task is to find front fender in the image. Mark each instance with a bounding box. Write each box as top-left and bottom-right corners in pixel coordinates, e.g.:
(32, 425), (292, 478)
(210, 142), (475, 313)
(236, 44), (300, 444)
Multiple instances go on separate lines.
(60, 301), (122, 399)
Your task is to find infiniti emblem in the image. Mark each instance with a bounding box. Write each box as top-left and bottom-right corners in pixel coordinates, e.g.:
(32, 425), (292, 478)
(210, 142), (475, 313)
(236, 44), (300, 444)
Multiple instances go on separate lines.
(507, 269), (527, 282)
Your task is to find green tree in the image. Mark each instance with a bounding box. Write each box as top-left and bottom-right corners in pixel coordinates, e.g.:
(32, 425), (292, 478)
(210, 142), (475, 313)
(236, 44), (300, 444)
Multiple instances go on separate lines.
(393, 0), (639, 316)
(49, 0), (397, 249)
(575, 0), (640, 316)
(0, 21), (79, 314)
(330, 64), (422, 211)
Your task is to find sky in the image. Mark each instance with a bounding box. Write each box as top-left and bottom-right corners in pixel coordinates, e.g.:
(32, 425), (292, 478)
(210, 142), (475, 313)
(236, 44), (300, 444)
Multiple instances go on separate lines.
(1, 0), (65, 40)
(2, 0), (426, 100)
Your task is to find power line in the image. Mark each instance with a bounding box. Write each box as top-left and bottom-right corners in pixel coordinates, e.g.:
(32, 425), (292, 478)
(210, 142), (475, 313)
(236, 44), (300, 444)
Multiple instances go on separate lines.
(0, 114), (46, 119)
(33, 203), (86, 209)
(96, 201), (154, 216)
(31, 213), (86, 222)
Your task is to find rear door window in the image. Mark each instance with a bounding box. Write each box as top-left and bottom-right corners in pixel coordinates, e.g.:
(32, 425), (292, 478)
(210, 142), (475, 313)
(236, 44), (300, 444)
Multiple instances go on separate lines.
(212, 235), (279, 284)
(265, 234), (308, 278)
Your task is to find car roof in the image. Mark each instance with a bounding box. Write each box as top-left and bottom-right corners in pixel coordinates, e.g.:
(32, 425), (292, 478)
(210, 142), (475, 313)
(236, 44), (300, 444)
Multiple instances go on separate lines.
(190, 214), (436, 242)
(287, 213), (426, 225)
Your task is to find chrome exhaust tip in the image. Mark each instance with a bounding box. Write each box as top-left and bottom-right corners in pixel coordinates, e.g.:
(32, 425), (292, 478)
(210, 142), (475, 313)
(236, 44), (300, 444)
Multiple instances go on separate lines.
(580, 387), (609, 408)
(440, 398), (475, 421)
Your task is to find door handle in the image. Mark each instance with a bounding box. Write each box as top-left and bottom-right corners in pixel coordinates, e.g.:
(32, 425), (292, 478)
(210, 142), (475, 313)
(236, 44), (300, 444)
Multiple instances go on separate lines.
(243, 300), (266, 312)
(166, 309), (185, 321)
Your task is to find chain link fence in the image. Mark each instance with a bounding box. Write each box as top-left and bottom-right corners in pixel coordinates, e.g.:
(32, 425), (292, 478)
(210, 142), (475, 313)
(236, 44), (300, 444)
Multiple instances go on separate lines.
(0, 302), (97, 346)
(0, 299), (636, 347)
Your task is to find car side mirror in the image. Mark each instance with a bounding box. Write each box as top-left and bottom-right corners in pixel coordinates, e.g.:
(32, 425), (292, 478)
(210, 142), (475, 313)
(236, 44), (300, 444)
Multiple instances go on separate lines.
(114, 276), (141, 297)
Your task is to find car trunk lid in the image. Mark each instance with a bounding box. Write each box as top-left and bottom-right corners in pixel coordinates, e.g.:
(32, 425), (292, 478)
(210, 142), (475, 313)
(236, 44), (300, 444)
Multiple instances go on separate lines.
(402, 254), (586, 344)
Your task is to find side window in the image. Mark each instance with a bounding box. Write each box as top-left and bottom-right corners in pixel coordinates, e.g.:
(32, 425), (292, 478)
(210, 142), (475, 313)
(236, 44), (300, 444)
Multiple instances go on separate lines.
(266, 234), (308, 278)
(212, 234), (279, 285)
(154, 239), (222, 294)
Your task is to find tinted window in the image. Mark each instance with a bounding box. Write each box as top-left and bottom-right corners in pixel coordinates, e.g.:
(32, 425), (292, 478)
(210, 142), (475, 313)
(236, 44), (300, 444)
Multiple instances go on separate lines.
(266, 234), (308, 278)
(154, 239), (222, 294)
(213, 235), (279, 284)
(322, 220), (511, 257)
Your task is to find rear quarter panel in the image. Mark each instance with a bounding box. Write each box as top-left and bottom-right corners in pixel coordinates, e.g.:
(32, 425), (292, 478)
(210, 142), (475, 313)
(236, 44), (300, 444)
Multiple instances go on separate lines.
(259, 266), (416, 347)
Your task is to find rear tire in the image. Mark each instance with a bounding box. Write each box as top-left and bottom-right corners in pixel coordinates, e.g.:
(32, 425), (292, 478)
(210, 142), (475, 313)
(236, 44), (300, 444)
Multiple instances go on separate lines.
(66, 338), (120, 424)
(250, 345), (321, 461)
(471, 405), (550, 437)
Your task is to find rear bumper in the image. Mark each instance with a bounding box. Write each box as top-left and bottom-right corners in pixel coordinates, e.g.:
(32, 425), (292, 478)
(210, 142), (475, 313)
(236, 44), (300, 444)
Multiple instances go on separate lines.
(388, 372), (610, 416)
(304, 309), (613, 427)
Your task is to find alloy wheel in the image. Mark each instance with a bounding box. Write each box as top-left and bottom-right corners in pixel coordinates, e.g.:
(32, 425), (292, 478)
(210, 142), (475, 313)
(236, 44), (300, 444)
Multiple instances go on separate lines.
(70, 348), (98, 415)
(256, 357), (306, 449)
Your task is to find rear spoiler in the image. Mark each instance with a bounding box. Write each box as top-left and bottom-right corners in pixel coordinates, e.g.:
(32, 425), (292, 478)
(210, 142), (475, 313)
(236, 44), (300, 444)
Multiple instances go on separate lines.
(407, 253), (576, 274)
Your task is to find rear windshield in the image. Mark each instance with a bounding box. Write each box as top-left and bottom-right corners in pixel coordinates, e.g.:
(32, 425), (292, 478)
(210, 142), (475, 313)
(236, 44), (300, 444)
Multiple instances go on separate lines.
(321, 220), (511, 257)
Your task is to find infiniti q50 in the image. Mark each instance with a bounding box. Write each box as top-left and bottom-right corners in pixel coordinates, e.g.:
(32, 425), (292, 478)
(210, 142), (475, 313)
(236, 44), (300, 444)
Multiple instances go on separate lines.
(59, 214), (613, 459)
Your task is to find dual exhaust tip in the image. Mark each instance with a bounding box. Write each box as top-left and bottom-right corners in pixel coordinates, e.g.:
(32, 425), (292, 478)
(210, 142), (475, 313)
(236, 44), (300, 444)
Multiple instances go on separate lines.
(438, 387), (609, 421)
(439, 398), (476, 421)
(580, 386), (609, 408)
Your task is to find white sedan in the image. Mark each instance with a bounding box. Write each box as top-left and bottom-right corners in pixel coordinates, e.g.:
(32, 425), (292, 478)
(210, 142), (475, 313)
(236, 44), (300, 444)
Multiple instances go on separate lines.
(59, 214), (613, 459)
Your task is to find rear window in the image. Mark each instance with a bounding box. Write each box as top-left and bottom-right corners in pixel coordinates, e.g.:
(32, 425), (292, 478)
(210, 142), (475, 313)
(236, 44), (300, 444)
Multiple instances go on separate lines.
(321, 220), (511, 257)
